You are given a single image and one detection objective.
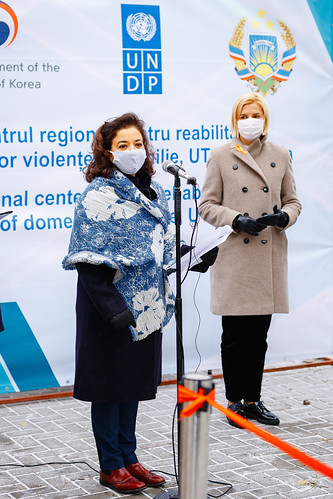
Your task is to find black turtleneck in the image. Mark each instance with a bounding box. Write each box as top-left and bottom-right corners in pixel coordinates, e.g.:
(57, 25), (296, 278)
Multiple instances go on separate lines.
(125, 170), (157, 200)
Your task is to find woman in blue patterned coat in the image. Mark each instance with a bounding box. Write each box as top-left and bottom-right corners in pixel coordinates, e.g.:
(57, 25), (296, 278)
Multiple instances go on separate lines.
(63, 113), (216, 494)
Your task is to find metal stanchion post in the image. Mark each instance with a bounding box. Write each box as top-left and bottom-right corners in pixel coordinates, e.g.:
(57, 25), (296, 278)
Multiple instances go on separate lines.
(155, 372), (213, 499)
(179, 373), (213, 499)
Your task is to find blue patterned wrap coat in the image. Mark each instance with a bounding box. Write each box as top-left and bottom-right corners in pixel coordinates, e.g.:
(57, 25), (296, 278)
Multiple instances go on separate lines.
(63, 172), (176, 402)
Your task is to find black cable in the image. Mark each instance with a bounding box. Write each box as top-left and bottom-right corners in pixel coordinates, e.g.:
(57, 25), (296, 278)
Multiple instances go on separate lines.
(175, 313), (185, 375)
(181, 183), (200, 285)
(173, 183), (200, 383)
(0, 460), (232, 497)
(0, 461), (99, 473)
(171, 402), (179, 486)
(193, 271), (203, 373)
(174, 184), (201, 372)
(207, 478), (233, 497)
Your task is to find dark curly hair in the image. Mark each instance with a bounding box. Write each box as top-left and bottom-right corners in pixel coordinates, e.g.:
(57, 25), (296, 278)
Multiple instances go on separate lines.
(83, 113), (155, 182)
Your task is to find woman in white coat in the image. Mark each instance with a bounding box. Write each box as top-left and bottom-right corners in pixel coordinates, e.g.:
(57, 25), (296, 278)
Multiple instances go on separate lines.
(199, 93), (301, 427)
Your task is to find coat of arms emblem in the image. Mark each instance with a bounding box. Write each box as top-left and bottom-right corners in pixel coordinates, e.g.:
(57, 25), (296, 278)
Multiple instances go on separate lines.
(229, 10), (296, 95)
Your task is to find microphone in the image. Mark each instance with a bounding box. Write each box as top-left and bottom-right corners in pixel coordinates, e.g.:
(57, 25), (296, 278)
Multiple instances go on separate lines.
(162, 161), (197, 185)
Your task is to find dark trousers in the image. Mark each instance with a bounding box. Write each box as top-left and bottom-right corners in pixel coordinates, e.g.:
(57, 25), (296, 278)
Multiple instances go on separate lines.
(91, 401), (139, 472)
(221, 315), (272, 403)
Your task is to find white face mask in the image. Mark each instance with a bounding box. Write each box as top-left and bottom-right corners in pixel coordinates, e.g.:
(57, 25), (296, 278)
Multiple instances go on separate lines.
(237, 118), (264, 142)
(111, 149), (147, 174)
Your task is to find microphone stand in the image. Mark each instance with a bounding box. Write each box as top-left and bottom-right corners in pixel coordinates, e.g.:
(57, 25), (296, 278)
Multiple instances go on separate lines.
(155, 171), (183, 499)
(155, 173), (196, 499)
(175, 171), (185, 385)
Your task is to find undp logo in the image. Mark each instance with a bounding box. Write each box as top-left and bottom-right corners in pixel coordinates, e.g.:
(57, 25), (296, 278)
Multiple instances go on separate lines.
(126, 12), (156, 42)
(121, 4), (162, 94)
(0, 1), (18, 47)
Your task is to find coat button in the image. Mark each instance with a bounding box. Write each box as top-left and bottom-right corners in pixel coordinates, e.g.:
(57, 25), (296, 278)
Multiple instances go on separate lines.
(270, 162), (276, 167)
(263, 187), (269, 192)
(232, 164), (238, 170)
(244, 238), (250, 244)
(242, 187), (248, 193)
(244, 212), (249, 217)
(261, 240), (268, 244)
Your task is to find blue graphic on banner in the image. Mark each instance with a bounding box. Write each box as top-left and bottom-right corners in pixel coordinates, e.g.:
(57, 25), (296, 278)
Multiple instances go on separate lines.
(306, 0), (333, 62)
(0, 1), (18, 48)
(0, 361), (16, 393)
(0, 21), (10, 46)
(0, 302), (59, 393)
(121, 4), (162, 94)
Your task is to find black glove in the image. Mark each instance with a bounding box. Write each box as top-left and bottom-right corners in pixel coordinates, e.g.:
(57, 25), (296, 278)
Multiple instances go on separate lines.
(108, 309), (136, 329)
(256, 205), (289, 228)
(190, 246), (219, 273)
(232, 214), (267, 236)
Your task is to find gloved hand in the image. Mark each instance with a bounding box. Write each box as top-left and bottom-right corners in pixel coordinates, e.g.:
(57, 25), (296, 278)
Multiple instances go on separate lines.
(201, 246), (219, 266)
(256, 205), (289, 228)
(190, 246), (219, 273)
(108, 309), (136, 329)
(232, 214), (267, 236)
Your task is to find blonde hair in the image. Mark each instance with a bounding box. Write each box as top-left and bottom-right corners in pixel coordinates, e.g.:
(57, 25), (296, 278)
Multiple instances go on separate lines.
(231, 92), (270, 138)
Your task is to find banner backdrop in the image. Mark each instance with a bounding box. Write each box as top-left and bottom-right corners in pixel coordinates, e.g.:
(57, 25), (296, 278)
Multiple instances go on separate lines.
(0, 0), (332, 392)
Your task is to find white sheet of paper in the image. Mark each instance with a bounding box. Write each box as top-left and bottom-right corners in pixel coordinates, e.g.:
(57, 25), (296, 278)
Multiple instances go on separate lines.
(168, 225), (233, 279)
(181, 224), (232, 273)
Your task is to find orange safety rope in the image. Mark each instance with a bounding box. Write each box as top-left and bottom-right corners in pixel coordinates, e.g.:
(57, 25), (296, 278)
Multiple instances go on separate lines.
(177, 384), (333, 480)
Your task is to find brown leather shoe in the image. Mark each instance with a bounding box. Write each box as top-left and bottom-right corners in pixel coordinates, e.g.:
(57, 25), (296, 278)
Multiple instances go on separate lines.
(100, 468), (146, 494)
(126, 462), (166, 487)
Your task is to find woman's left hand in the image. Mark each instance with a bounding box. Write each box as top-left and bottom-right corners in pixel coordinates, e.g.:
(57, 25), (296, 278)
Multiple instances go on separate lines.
(191, 247), (219, 273)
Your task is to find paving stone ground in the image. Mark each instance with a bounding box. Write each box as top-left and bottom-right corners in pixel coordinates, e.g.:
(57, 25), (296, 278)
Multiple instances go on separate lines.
(0, 365), (332, 498)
